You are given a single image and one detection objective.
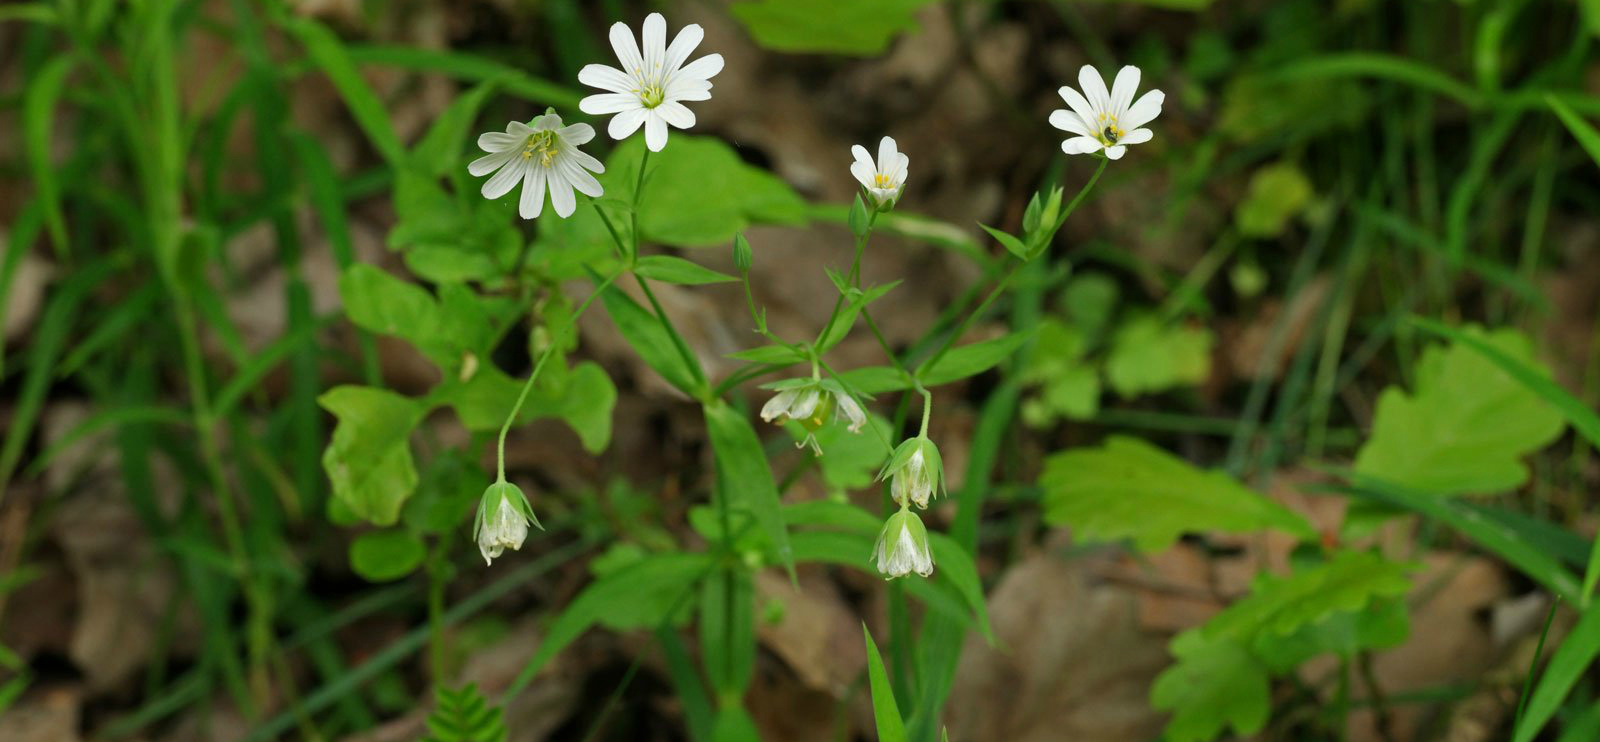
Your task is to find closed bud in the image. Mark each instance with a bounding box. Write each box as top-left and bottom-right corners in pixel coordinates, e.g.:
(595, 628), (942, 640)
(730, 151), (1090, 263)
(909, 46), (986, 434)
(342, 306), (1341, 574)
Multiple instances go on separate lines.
(877, 436), (946, 509)
(733, 233), (753, 274)
(474, 480), (540, 566)
(848, 194), (871, 239)
(873, 507), (934, 579)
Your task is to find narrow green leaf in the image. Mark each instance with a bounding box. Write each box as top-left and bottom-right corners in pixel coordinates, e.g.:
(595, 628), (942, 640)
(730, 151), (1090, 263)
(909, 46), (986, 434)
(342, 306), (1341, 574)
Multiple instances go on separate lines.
(704, 401), (794, 577)
(346, 44), (582, 108)
(978, 223), (1029, 260)
(1549, 95), (1600, 171)
(288, 19), (406, 165)
(600, 281), (699, 394)
(1512, 605), (1600, 742)
(726, 344), (807, 365)
(23, 56), (72, 256)
(917, 332), (1031, 387)
(862, 626), (907, 742)
(635, 255), (739, 285)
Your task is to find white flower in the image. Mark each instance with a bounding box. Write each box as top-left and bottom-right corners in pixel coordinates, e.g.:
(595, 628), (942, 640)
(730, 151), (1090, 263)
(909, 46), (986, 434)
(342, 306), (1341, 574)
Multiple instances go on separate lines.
(879, 437), (944, 509)
(474, 481), (537, 565)
(760, 379), (867, 454)
(469, 111), (604, 219)
(873, 508), (934, 579)
(850, 136), (909, 208)
(1050, 65), (1164, 161)
(578, 12), (724, 152)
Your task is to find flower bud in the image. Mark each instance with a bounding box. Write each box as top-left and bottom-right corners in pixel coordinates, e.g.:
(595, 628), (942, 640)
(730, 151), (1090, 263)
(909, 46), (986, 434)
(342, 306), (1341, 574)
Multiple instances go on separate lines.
(733, 233), (753, 274)
(474, 480), (539, 566)
(873, 508), (934, 579)
(878, 436), (945, 509)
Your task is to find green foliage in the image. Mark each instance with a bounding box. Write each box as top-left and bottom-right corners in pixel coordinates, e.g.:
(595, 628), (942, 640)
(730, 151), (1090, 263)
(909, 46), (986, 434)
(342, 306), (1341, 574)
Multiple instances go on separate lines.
(349, 529), (427, 582)
(635, 255), (740, 285)
(1020, 320), (1100, 425)
(601, 281), (703, 394)
(1354, 327), (1565, 497)
(863, 626), (907, 742)
(423, 684), (508, 742)
(607, 136), (807, 247)
(917, 331), (1031, 387)
(1151, 634), (1269, 742)
(1105, 316), (1213, 398)
(704, 401), (794, 575)
(700, 569), (756, 699)
(1040, 436), (1315, 551)
(319, 385), (426, 526)
(446, 363), (617, 453)
(731, 0), (936, 55)
(1203, 551), (1415, 640)
(1234, 161), (1314, 238)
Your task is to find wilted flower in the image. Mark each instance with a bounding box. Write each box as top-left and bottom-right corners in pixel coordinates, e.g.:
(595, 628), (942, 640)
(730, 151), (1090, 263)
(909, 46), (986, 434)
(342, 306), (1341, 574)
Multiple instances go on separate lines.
(578, 12), (724, 152)
(879, 436), (944, 509)
(474, 480), (539, 566)
(759, 378), (867, 454)
(1050, 65), (1164, 160)
(873, 507), (934, 579)
(850, 136), (909, 208)
(469, 110), (604, 219)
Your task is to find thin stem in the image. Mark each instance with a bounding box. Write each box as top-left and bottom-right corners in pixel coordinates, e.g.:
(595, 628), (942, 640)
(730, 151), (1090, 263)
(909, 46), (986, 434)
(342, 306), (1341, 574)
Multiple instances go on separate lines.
(918, 389), (933, 438)
(495, 271), (621, 480)
(813, 209), (880, 349)
(634, 272), (710, 393)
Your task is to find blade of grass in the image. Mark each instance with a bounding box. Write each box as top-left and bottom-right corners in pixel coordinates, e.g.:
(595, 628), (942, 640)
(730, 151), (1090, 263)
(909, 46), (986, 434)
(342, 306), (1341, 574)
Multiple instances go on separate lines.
(864, 626), (907, 742)
(1272, 52), (1483, 109)
(22, 55), (73, 258)
(344, 44), (583, 108)
(1548, 94), (1600, 169)
(286, 18), (405, 165)
(1512, 603), (1600, 742)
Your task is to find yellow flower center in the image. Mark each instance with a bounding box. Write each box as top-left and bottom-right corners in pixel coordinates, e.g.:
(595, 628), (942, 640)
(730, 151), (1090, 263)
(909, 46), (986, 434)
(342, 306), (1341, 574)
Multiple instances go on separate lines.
(873, 172), (893, 189)
(521, 131), (560, 167)
(639, 83), (666, 108)
(800, 394), (835, 432)
(1096, 113), (1123, 146)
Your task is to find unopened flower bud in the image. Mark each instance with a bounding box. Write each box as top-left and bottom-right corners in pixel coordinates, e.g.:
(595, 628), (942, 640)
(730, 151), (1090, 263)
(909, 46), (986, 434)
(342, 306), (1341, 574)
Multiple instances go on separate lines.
(873, 507), (934, 579)
(878, 436), (945, 509)
(474, 480), (539, 566)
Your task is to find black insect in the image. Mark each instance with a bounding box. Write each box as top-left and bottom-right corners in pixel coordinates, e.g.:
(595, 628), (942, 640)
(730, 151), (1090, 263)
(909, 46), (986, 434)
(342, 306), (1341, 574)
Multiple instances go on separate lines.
(1102, 126), (1120, 144)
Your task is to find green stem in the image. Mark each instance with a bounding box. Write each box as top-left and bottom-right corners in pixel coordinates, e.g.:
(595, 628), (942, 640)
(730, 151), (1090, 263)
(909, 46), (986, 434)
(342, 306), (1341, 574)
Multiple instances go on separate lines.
(813, 209), (880, 349)
(495, 271), (621, 481)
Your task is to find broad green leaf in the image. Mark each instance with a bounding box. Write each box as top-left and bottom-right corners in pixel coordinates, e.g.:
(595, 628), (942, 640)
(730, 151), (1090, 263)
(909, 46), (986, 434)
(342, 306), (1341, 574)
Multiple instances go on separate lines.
(837, 365), (914, 395)
(1040, 436), (1315, 551)
(320, 386), (427, 525)
(1151, 634), (1270, 742)
(704, 401), (794, 576)
(349, 529), (426, 582)
(732, 0), (936, 55)
(1252, 598), (1409, 673)
(339, 263), (445, 353)
(1104, 315), (1212, 397)
(918, 332), (1031, 387)
(635, 255), (738, 285)
(710, 707), (761, 742)
(1203, 550), (1414, 641)
(448, 363), (617, 453)
(791, 413), (894, 493)
(863, 626), (907, 742)
(412, 82), (495, 178)
(1060, 272), (1120, 337)
(1234, 161), (1313, 238)
(607, 136), (806, 247)
(600, 281), (701, 394)
(509, 553), (711, 689)
(1354, 327), (1565, 497)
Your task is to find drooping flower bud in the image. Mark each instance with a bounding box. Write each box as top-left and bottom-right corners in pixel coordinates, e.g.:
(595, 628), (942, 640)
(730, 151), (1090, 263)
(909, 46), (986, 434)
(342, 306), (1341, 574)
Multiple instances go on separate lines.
(878, 436), (945, 509)
(873, 507), (934, 579)
(474, 480), (539, 566)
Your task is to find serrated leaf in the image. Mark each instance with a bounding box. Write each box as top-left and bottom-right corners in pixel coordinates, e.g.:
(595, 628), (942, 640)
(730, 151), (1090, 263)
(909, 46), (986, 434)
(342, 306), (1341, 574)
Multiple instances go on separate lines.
(1040, 436), (1315, 551)
(1354, 327), (1565, 497)
(1251, 597), (1410, 673)
(1203, 550), (1415, 641)
(635, 255), (739, 285)
(1151, 634), (1270, 742)
(731, 0), (937, 55)
(320, 386), (426, 526)
(918, 332), (1030, 387)
(349, 529), (425, 582)
(1104, 315), (1213, 397)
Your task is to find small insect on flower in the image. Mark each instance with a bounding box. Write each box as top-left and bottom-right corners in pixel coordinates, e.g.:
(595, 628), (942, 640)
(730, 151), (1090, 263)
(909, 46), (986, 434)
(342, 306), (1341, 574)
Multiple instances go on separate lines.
(474, 480), (540, 566)
(1049, 65), (1165, 161)
(759, 378), (867, 455)
(873, 507), (934, 579)
(578, 12), (724, 152)
(850, 136), (909, 209)
(879, 436), (945, 509)
(469, 110), (604, 219)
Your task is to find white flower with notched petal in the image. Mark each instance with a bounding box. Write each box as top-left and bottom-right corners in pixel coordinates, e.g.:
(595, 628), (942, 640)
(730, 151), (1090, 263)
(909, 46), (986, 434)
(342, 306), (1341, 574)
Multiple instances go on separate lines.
(851, 136), (909, 208)
(470, 110), (604, 219)
(873, 508), (934, 579)
(578, 12), (724, 152)
(760, 378), (867, 454)
(474, 481), (540, 566)
(1050, 65), (1164, 161)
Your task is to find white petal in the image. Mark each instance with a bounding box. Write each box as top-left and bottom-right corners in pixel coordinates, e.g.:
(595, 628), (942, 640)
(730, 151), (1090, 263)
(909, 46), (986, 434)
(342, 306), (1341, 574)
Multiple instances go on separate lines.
(559, 157), (604, 197)
(1062, 136), (1102, 155)
(1110, 65), (1141, 117)
(547, 169), (577, 218)
(1058, 86), (1100, 133)
(1048, 109), (1092, 137)
(1122, 89), (1165, 130)
(1120, 128), (1153, 145)
(834, 392), (866, 433)
(505, 121), (532, 137)
(608, 107), (648, 140)
(532, 112), (563, 131)
(560, 122), (595, 146)
(887, 152), (909, 182)
(1078, 65), (1111, 115)
(787, 388), (821, 420)
(1104, 145), (1127, 160)
(655, 100), (695, 129)
(468, 149), (516, 177)
(850, 159), (876, 189)
(761, 390), (799, 422)
(675, 53), (723, 82)
(667, 78), (713, 101)
(663, 23), (704, 75)
(609, 21), (643, 75)
(519, 165), (547, 219)
(876, 136), (898, 171)
(482, 157), (524, 199)
(642, 13), (666, 73)
(644, 112), (669, 151)
(477, 131), (523, 152)
(578, 63), (636, 94)
(570, 148), (605, 174)
(581, 93), (641, 115)
(851, 144), (874, 169)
